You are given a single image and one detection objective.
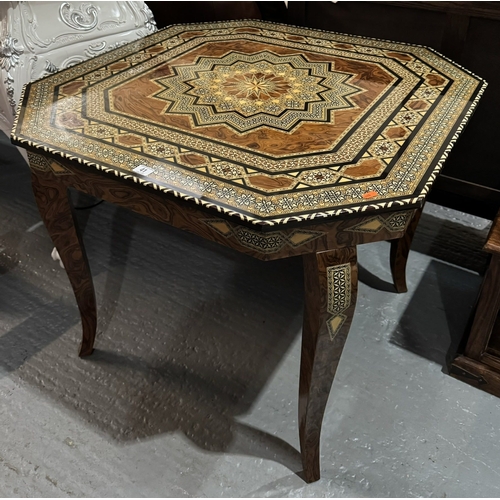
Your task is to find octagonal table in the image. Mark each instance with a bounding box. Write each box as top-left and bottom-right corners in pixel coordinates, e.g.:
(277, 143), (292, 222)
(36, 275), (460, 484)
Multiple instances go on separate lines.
(11, 20), (486, 482)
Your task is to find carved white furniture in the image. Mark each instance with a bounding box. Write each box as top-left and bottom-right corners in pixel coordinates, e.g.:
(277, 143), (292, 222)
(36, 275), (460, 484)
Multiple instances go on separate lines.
(0, 1), (156, 148)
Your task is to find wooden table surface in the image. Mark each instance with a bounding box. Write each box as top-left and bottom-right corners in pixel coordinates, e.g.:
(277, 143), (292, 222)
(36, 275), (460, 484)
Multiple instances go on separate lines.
(12, 20), (486, 227)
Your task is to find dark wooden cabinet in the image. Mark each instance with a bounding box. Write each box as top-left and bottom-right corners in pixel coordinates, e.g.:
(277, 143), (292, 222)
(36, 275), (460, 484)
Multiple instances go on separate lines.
(146, 1), (262, 27)
(450, 212), (500, 397)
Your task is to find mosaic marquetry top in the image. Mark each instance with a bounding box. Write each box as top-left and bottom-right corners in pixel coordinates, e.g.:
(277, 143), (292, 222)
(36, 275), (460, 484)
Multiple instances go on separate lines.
(12, 20), (486, 226)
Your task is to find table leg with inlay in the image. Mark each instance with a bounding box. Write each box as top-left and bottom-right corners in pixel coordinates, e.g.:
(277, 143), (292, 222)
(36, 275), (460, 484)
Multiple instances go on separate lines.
(300, 247), (358, 483)
(28, 154), (364, 483)
(26, 149), (422, 482)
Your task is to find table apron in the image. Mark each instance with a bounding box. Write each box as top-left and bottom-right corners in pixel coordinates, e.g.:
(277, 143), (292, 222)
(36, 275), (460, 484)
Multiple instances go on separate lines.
(28, 152), (416, 261)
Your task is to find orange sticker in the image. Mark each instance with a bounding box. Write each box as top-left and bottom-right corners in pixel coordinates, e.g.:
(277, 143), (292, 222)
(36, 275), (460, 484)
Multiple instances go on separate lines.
(362, 190), (378, 199)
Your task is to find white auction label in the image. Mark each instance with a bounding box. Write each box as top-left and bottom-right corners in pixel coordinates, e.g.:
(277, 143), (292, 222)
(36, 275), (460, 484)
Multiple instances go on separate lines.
(133, 165), (154, 176)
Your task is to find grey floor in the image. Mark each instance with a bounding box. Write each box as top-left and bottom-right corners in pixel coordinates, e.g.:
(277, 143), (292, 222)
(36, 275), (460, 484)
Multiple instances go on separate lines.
(1, 130), (500, 498)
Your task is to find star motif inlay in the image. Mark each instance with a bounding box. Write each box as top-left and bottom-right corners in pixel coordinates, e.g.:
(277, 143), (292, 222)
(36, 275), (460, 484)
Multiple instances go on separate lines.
(152, 51), (363, 133)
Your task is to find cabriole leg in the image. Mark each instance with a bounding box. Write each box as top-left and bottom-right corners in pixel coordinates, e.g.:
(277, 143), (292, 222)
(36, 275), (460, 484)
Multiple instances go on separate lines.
(390, 207), (423, 293)
(300, 247), (358, 482)
(31, 168), (97, 356)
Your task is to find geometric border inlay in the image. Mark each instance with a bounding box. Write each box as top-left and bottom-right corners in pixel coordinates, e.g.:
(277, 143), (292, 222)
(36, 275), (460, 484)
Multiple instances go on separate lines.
(27, 151), (74, 175)
(12, 20), (487, 227)
(346, 210), (413, 234)
(202, 218), (324, 253)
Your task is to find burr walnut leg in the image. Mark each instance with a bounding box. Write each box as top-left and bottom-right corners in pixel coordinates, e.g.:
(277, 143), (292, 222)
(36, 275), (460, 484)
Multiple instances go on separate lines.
(300, 247), (358, 483)
(390, 206), (423, 293)
(30, 170), (97, 357)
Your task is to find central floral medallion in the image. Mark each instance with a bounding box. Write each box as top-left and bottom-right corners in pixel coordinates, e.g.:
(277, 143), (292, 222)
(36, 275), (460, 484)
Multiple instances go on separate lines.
(153, 51), (362, 133)
(222, 70), (292, 102)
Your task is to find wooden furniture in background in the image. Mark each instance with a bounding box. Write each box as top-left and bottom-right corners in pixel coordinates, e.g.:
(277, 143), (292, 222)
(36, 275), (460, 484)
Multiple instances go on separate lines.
(146, 1), (261, 27)
(12, 20), (485, 482)
(450, 212), (500, 397)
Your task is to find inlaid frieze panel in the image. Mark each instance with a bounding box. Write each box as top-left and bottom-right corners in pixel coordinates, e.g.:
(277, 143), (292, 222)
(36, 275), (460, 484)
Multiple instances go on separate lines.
(202, 218), (325, 253)
(346, 210), (414, 234)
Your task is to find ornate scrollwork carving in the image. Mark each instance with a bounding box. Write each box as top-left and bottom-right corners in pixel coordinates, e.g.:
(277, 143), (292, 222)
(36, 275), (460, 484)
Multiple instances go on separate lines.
(108, 40), (130, 51)
(0, 36), (23, 73)
(0, 36), (24, 112)
(141, 3), (157, 33)
(44, 60), (59, 74)
(59, 3), (99, 31)
(85, 40), (107, 57)
(61, 55), (86, 69)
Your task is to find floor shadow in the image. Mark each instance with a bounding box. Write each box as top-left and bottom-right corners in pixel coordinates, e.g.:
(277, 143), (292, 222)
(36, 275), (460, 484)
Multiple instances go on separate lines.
(388, 208), (488, 367)
(0, 228), (23, 274)
(86, 347), (302, 473)
(390, 260), (481, 367)
(229, 421), (303, 474)
(358, 263), (396, 293)
(0, 293), (78, 374)
(7, 199), (305, 476)
(411, 211), (490, 274)
(357, 211), (490, 295)
(96, 206), (136, 336)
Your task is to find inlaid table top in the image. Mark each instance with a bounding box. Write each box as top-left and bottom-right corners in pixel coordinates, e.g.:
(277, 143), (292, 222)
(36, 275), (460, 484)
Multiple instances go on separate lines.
(12, 20), (486, 228)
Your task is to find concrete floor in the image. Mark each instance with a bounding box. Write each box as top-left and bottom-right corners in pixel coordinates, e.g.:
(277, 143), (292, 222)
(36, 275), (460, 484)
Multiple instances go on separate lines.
(1, 130), (500, 497)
